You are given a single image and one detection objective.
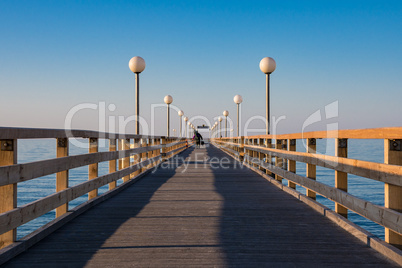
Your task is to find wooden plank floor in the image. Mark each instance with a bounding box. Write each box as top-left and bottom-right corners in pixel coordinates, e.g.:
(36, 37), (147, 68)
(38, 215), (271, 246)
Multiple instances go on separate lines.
(2, 145), (398, 267)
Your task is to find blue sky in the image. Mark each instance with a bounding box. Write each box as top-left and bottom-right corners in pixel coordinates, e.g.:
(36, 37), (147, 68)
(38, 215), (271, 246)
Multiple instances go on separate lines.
(1, 0), (401, 135)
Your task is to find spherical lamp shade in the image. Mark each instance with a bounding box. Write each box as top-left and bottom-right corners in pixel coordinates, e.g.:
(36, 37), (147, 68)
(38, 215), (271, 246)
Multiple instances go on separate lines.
(164, 95), (173, 104)
(218, 117), (222, 122)
(129, 56), (146, 73)
(259, 57), (276, 74)
(223, 110), (229, 117)
(188, 122), (191, 126)
(178, 110), (184, 116)
(184, 116), (188, 122)
(234, 95), (243, 104)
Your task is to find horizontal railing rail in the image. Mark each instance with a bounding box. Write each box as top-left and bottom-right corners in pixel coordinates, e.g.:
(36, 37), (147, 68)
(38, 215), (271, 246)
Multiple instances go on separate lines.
(212, 127), (402, 250)
(0, 127), (192, 250)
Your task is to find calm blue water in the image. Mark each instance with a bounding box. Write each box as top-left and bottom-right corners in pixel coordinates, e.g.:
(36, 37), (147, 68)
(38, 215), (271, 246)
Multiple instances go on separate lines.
(16, 139), (121, 239)
(15, 139), (385, 240)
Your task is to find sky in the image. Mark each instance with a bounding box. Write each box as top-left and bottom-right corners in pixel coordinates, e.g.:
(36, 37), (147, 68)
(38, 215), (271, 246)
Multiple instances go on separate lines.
(1, 0), (401, 136)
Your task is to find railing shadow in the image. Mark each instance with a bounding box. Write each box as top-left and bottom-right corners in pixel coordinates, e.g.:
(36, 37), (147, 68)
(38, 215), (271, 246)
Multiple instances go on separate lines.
(2, 148), (195, 267)
(206, 145), (396, 267)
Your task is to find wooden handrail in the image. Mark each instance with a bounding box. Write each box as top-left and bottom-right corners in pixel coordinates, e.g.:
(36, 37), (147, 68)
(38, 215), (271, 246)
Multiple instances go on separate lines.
(0, 127), (190, 249)
(0, 155), (161, 235)
(212, 126), (402, 249)
(244, 155), (402, 235)
(218, 127), (402, 140)
(0, 145), (162, 187)
(243, 145), (402, 186)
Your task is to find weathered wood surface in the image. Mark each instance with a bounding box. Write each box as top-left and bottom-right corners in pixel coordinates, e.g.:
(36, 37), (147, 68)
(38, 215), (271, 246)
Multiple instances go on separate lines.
(2, 146), (398, 267)
(243, 155), (402, 236)
(242, 144), (402, 186)
(219, 127), (402, 140)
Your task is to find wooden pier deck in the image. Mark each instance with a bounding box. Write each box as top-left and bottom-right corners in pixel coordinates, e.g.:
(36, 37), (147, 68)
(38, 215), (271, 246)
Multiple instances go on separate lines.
(2, 145), (398, 267)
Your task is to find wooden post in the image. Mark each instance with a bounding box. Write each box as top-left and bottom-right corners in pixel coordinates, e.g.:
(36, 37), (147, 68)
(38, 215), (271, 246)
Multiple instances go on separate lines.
(56, 138), (69, 217)
(335, 138), (348, 218)
(275, 140), (283, 182)
(88, 138), (98, 200)
(282, 139), (288, 170)
(109, 139), (117, 190)
(239, 136), (244, 162)
(161, 137), (167, 161)
(288, 139), (296, 189)
(259, 138), (265, 172)
(247, 139), (251, 164)
(119, 139), (130, 182)
(133, 138), (141, 177)
(154, 138), (160, 166)
(253, 139), (258, 168)
(0, 139), (17, 249)
(141, 138), (148, 172)
(384, 139), (402, 248)
(306, 138), (316, 200)
(265, 139), (272, 176)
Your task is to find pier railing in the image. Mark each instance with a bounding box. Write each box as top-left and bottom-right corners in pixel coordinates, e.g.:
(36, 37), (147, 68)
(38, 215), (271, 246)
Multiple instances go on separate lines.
(212, 127), (402, 250)
(0, 127), (190, 249)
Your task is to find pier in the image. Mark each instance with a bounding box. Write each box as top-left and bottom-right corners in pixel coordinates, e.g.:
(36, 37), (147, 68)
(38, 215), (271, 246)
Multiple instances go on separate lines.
(0, 127), (402, 266)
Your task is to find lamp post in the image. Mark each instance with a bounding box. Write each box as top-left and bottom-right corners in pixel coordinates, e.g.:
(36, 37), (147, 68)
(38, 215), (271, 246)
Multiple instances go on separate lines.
(218, 117), (222, 138)
(233, 95), (243, 137)
(223, 110), (229, 137)
(178, 110), (184, 137)
(128, 56), (146, 135)
(259, 57), (276, 135)
(164, 95), (173, 137)
(184, 116), (188, 138)
(173, 129), (176, 137)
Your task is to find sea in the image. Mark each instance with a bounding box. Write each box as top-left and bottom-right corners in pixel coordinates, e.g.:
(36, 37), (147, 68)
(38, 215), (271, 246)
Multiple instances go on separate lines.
(15, 138), (385, 240)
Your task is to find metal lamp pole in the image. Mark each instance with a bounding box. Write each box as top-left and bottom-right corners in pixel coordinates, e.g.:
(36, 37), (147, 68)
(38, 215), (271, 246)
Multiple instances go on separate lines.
(128, 56), (146, 135)
(184, 117), (188, 138)
(164, 95), (173, 137)
(223, 110), (229, 137)
(178, 110), (184, 137)
(218, 117), (222, 138)
(259, 57), (276, 135)
(233, 95), (243, 137)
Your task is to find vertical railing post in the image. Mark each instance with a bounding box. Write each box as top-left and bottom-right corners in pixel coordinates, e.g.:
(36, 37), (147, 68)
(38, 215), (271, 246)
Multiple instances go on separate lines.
(88, 138), (98, 200)
(335, 138), (348, 218)
(0, 139), (17, 249)
(259, 138), (265, 172)
(239, 136), (244, 162)
(247, 139), (253, 166)
(265, 139), (272, 176)
(275, 139), (283, 182)
(384, 139), (402, 248)
(282, 139), (288, 170)
(119, 138), (130, 182)
(306, 138), (316, 200)
(161, 137), (167, 161)
(155, 138), (161, 165)
(56, 138), (69, 217)
(141, 138), (148, 171)
(287, 139), (296, 189)
(109, 139), (117, 190)
(133, 138), (141, 177)
(253, 139), (258, 168)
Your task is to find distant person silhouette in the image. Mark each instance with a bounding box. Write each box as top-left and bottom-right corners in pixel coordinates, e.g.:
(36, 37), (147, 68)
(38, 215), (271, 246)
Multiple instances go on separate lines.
(192, 131), (203, 148)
